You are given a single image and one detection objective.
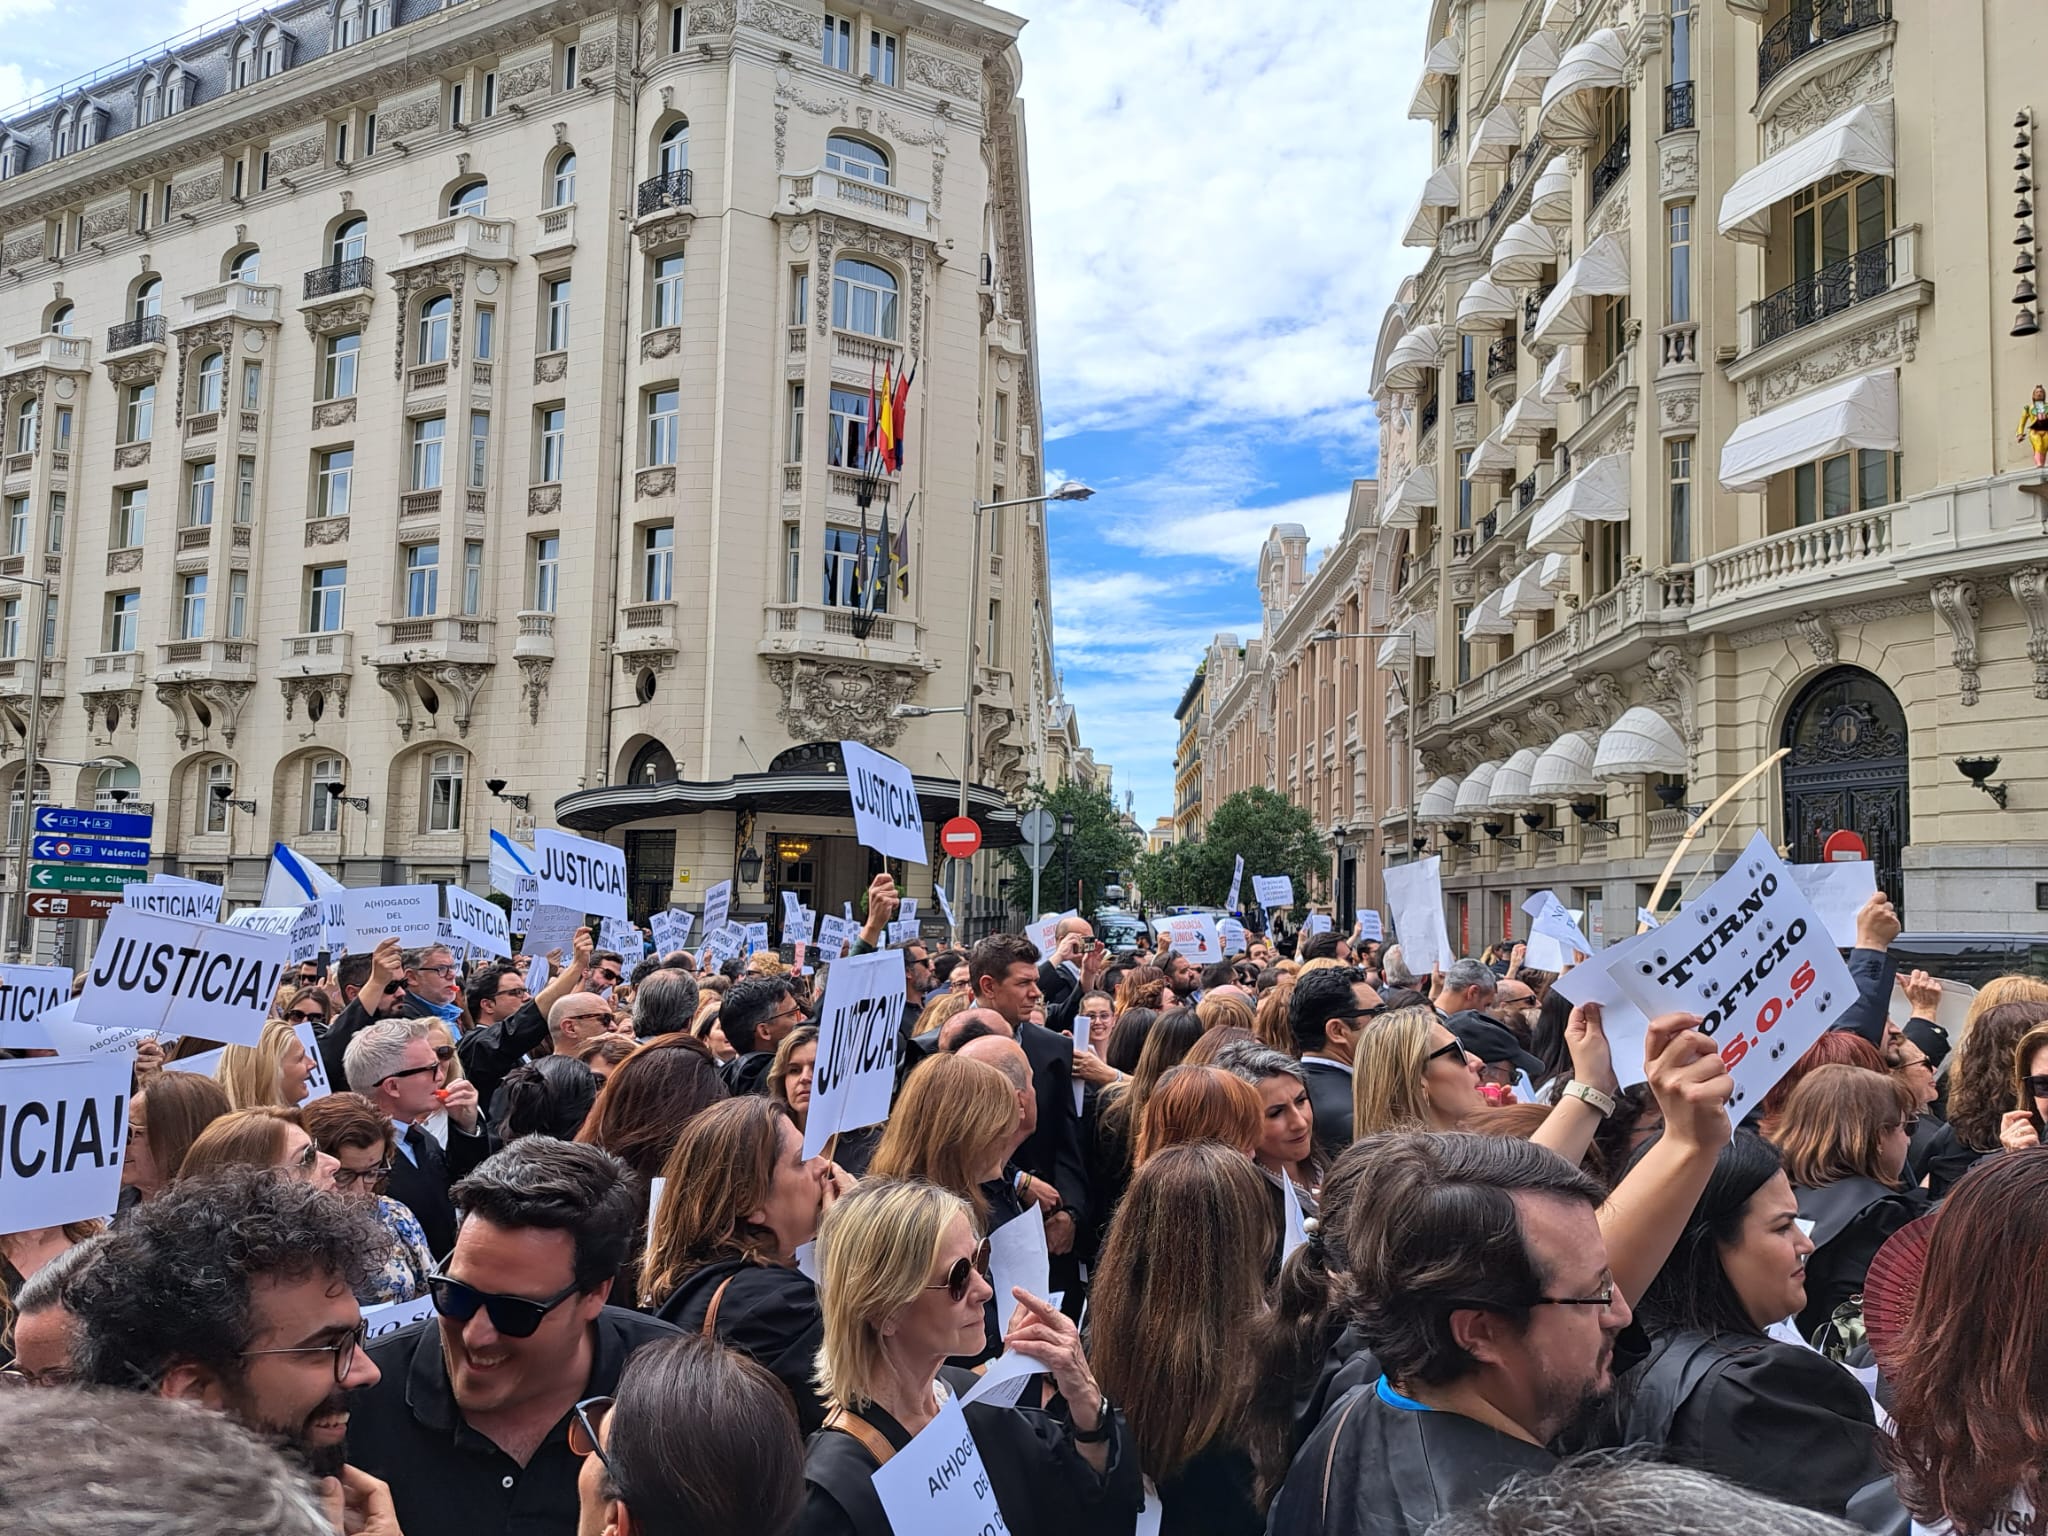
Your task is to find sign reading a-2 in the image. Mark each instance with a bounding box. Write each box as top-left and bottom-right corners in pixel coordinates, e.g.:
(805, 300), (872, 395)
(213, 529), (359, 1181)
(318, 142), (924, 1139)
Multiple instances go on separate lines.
(32, 836), (152, 866)
(34, 807), (153, 840)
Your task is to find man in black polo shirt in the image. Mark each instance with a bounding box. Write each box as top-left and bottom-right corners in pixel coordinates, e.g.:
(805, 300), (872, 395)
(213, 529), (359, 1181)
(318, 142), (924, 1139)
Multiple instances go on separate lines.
(349, 1137), (679, 1536)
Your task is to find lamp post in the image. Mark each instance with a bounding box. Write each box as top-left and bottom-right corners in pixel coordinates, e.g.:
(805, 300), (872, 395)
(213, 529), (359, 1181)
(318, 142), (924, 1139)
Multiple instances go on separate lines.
(1059, 810), (1075, 912)
(322, 782), (370, 866)
(10, 747), (126, 964)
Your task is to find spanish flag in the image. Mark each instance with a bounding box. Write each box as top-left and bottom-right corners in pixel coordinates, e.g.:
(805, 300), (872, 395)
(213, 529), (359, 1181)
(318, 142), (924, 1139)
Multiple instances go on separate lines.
(876, 362), (898, 471)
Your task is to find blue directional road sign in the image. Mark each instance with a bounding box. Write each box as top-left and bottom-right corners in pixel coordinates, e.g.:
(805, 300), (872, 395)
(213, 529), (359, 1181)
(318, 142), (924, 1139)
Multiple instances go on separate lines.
(31, 835), (153, 866)
(33, 807), (154, 840)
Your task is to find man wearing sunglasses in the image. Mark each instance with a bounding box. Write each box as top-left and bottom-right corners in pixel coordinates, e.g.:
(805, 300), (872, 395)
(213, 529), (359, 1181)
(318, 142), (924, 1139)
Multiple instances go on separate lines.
(457, 928), (596, 1121)
(1290, 964), (1385, 1157)
(345, 1019), (489, 1260)
(349, 1138), (680, 1536)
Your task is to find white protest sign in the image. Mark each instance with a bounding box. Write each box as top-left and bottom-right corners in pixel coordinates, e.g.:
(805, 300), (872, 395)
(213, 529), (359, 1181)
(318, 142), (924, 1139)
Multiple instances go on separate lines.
(840, 739), (928, 864)
(165, 1047), (226, 1077)
(1638, 907), (1662, 930)
(1358, 910), (1384, 942)
(815, 914), (858, 960)
(1382, 856), (1453, 974)
(1551, 926), (1660, 1088)
(899, 898), (918, 923)
(1072, 1010), (1091, 1118)
(599, 916), (643, 959)
(987, 1202), (1049, 1334)
(1218, 917), (1248, 955)
(1281, 1171), (1308, 1265)
(0, 1054), (131, 1230)
(122, 880), (223, 923)
(886, 919), (919, 947)
(1525, 891), (1593, 957)
(935, 883), (956, 931)
(292, 1022), (332, 1105)
(787, 908), (816, 947)
(360, 1293), (437, 1342)
(803, 948), (906, 1159)
(533, 829), (628, 921)
(444, 888), (512, 959)
(744, 922), (771, 955)
(649, 909), (694, 954)
(1226, 855), (1245, 912)
(1026, 914), (1061, 959)
(77, 905), (284, 1046)
(1304, 913), (1333, 936)
(1525, 931), (1569, 973)
(701, 879), (732, 936)
(702, 924), (746, 969)
(524, 953), (549, 997)
(1610, 832), (1858, 1122)
(1787, 861), (1878, 948)
(959, 1347), (1046, 1409)
(1163, 912), (1222, 962)
(1253, 875), (1294, 909)
(523, 904), (582, 959)
(871, 1395), (1003, 1536)
(0, 965), (77, 1047)
(511, 875), (539, 932)
(338, 886), (440, 950)
(3, 999), (153, 1058)
(782, 890), (803, 927)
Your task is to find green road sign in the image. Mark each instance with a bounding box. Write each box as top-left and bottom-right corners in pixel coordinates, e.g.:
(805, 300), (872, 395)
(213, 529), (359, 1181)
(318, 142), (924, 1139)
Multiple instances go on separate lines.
(29, 863), (143, 892)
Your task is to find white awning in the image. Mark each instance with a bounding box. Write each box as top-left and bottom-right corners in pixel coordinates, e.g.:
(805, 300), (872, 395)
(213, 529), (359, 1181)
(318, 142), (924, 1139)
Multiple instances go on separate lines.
(1719, 101), (1895, 243)
(1500, 388), (1557, 444)
(1719, 368), (1899, 492)
(1407, 36), (1463, 120)
(1454, 761), (1504, 817)
(1417, 774), (1463, 823)
(1402, 197), (1444, 248)
(1469, 103), (1523, 166)
(1530, 232), (1632, 346)
(1401, 162), (1464, 246)
(1531, 153), (1574, 224)
(1408, 70), (1443, 121)
(1538, 28), (1626, 144)
(1529, 450), (1632, 554)
(1490, 214), (1554, 285)
(1594, 706), (1688, 778)
(1490, 747), (1543, 809)
(1462, 589), (1515, 640)
(1541, 0), (1580, 34)
(1529, 731), (1600, 798)
(1538, 551), (1574, 592)
(1469, 424), (1519, 477)
(1381, 323), (1445, 393)
(1539, 343), (1576, 404)
(1380, 465), (1439, 529)
(1502, 32), (1562, 105)
(1377, 628), (1414, 671)
(1406, 611), (1437, 657)
(1456, 275), (1519, 332)
(1500, 562), (1554, 618)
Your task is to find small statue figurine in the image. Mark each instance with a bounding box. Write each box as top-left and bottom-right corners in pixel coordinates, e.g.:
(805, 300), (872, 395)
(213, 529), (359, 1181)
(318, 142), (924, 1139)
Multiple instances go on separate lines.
(2019, 384), (2048, 468)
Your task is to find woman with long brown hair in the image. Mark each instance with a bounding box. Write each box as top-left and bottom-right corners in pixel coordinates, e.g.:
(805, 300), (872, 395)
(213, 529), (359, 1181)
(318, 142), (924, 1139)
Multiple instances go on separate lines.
(869, 1055), (1021, 1226)
(121, 1071), (229, 1204)
(1134, 1065), (1262, 1165)
(1089, 1143), (1281, 1535)
(575, 1032), (729, 1183)
(1114, 964), (1168, 1016)
(1923, 992), (2048, 1193)
(176, 1106), (338, 1190)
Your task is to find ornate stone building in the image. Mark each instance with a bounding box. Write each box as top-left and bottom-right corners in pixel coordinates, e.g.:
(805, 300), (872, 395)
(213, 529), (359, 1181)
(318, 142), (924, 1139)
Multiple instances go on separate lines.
(1375, 0), (2048, 946)
(0, 0), (1067, 942)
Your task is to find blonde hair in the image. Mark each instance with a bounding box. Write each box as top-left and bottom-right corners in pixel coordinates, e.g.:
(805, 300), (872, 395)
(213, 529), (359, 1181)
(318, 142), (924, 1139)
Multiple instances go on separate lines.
(913, 991), (970, 1035)
(868, 1055), (1016, 1218)
(216, 1019), (303, 1110)
(1195, 993), (1255, 1034)
(1297, 957), (1343, 980)
(814, 1179), (972, 1410)
(1351, 1006), (1438, 1136)
(422, 1018), (467, 1084)
(1252, 980), (1295, 1054)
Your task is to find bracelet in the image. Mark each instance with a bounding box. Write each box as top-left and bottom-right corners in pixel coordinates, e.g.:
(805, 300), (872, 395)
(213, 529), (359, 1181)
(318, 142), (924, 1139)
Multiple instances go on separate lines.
(1563, 1080), (1617, 1118)
(1070, 1392), (1114, 1443)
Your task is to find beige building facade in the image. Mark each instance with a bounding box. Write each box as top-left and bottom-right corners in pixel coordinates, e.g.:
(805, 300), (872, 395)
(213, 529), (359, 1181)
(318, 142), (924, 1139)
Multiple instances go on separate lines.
(1371, 0), (2048, 948)
(0, 0), (1069, 948)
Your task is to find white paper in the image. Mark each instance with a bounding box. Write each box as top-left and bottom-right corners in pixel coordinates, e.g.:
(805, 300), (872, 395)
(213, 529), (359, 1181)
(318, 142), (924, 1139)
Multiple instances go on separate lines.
(524, 954), (549, 997)
(648, 1174), (666, 1235)
(338, 885), (441, 950)
(1550, 926), (1661, 1088)
(815, 914), (858, 959)
(598, 915), (643, 960)
(1358, 910), (1383, 942)
(444, 887), (513, 959)
(511, 875), (539, 933)
(1524, 932), (1568, 972)
(360, 1293), (437, 1341)
(488, 832), (536, 898)
(958, 1347), (1046, 1408)
(1253, 874), (1294, 909)
(986, 1203), (1049, 1335)
(77, 905), (284, 1046)
(1026, 913), (1062, 960)
(1226, 855), (1244, 912)
(0, 1055), (131, 1231)
(1162, 912), (1222, 962)
(1304, 913), (1333, 935)
(795, 1240), (819, 1285)
(649, 909), (695, 954)
(870, 1396), (1001, 1536)
(1071, 1013), (1090, 1117)
(10, 999), (152, 1058)
(534, 828), (629, 920)
(164, 1047), (226, 1077)
(1382, 857), (1453, 974)
(700, 879), (732, 936)
(899, 898), (917, 923)
(1886, 975), (1976, 1034)
(0, 964), (78, 1048)
(1637, 907), (1661, 930)
(224, 905), (323, 968)
(1280, 1172), (1308, 1265)
(935, 883), (956, 930)
(744, 922), (771, 955)
(1787, 861), (1878, 948)
(1524, 890), (1593, 956)
(840, 739), (928, 865)
(522, 904), (582, 960)
(1218, 917), (1248, 955)
(121, 880), (223, 923)
(803, 949), (907, 1158)
(291, 1021), (333, 1104)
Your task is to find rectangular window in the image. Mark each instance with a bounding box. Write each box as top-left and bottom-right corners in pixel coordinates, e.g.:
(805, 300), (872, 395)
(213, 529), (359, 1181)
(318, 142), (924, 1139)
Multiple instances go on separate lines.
(652, 254), (685, 327)
(235, 457), (255, 524)
(985, 598), (1002, 666)
(783, 523), (801, 603)
(115, 487), (146, 548)
(186, 459), (215, 526)
(644, 388), (679, 467)
(307, 565), (346, 632)
(306, 755), (343, 833)
(1667, 202), (1693, 324)
(1456, 450), (1474, 529)
(411, 416), (445, 490)
(561, 43), (578, 89)
(46, 492), (63, 553)
(530, 535), (559, 612)
(469, 411), (490, 489)
(821, 527), (886, 610)
(787, 383), (806, 464)
(790, 269), (809, 326)
(4, 496), (25, 556)
(1668, 437), (1693, 563)
(123, 384), (154, 443)
(427, 752), (464, 832)
(316, 447), (353, 519)
(53, 407), (70, 452)
(0, 599), (20, 658)
(178, 573), (206, 639)
(362, 113), (376, 159)
(322, 332), (360, 399)
(41, 596), (55, 658)
(869, 29), (897, 84)
(474, 305), (494, 360)
(462, 540), (483, 616)
(1455, 603), (1473, 683)
(107, 591), (140, 653)
(993, 393), (1009, 444)
(449, 82), (465, 127)
(482, 71), (496, 117)
(828, 386), (870, 468)
(822, 13), (852, 70)
(642, 524), (674, 601)
(334, 120), (349, 165)
(258, 150), (271, 190)
(1670, 0), (1693, 84)
(227, 570), (248, 638)
(230, 161), (243, 202)
(544, 278), (571, 351)
(538, 406), (567, 483)
(669, 4), (685, 52)
(241, 361), (263, 410)
(405, 544), (439, 617)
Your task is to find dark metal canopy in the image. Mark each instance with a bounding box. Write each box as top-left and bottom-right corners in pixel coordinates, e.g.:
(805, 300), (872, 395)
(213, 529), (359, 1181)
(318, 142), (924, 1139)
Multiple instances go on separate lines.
(554, 767), (1023, 846)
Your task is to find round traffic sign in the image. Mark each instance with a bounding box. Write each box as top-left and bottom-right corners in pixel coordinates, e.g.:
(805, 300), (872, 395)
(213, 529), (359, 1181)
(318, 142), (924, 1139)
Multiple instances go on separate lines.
(1019, 808), (1057, 847)
(941, 816), (983, 859)
(1822, 829), (1868, 863)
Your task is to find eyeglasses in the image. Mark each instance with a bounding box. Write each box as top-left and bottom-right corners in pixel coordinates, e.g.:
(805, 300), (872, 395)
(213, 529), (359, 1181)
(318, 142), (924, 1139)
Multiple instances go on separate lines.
(414, 964), (460, 978)
(1423, 1039), (1467, 1069)
(288, 1008), (327, 1022)
(427, 1271), (583, 1339)
(240, 1322), (367, 1385)
(332, 1161), (393, 1192)
(493, 985), (532, 1001)
(568, 1396), (623, 1488)
(376, 1046), (456, 1087)
(0, 1363), (73, 1388)
(1531, 1284), (1615, 1308)
(925, 1239), (992, 1304)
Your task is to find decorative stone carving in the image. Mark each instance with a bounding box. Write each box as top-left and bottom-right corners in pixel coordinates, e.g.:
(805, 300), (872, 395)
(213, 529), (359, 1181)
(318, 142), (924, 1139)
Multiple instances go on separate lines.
(311, 398), (356, 430)
(578, 33), (615, 75)
(639, 325), (680, 361)
(112, 442), (150, 470)
(773, 75), (850, 172)
(1763, 45), (1893, 155)
(2007, 566), (2048, 699)
(302, 294), (371, 338)
(168, 171), (222, 213)
(516, 657), (552, 724)
(305, 517), (349, 546)
(616, 647), (677, 676)
(1, 230), (44, 267)
(1929, 578), (1982, 707)
(267, 134), (325, 177)
(375, 661), (492, 739)
(499, 57), (554, 103)
(280, 673), (350, 722)
(79, 203), (129, 243)
(1744, 310), (1919, 413)
(1658, 137), (1698, 198)
(1486, 719), (1522, 756)
(1571, 672), (1625, 730)
(0, 696), (58, 753)
(1727, 594), (1927, 653)
(879, 110), (950, 214)
(741, 0), (815, 46)
(1453, 405), (1478, 446)
(907, 50), (982, 103)
(1527, 697), (1569, 741)
(635, 213), (694, 252)
(533, 351), (567, 384)
(634, 466), (675, 499)
(1793, 610), (1838, 666)
(380, 97), (440, 139)
(1588, 175), (1630, 242)
(528, 485), (562, 517)
(154, 678), (253, 748)
(1646, 644), (1699, 749)
(172, 318), (233, 424)
(688, 0), (736, 32)
(106, 350), (164, 387)
(767, 657), (919, 747)
(391, 259), (465, 378)
(813, 215), (931, 356)
(1660, 387), (1700, 427)
(81, 688), (141, 737)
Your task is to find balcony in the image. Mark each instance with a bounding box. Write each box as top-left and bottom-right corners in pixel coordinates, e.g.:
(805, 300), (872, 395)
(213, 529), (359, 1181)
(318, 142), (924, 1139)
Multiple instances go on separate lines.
(533, 203), (577, 256)
(2, 334), (91, 375)
(279, 631), (352, 675)
(1695, 505), (1895, 614)
(780, 171), (930, 236)
(372, 615), (496, 663)
(514, 610), (555, 660)
(1664, 81), (1695, 133)
(617, 601), (679, 660)
(80, 651), (141, 691)
(179, 280), (281, 329)
(399, 489), (441, 520)
(393, 215), (513, 271)
(154, 638), (254, 679)
(1660, 322), (1700, 372)
(1522, 286), (1553, 344)
(0, 658), (62, 697)
(303, 257), (375, 301)
(1758, 0), (1891, 96)
(759, 601), (927, 664)
(1589, 129), (1631, 211)
(176, 524), (212, 554)
(106, 316), (165, 354)
(636, 169), (694, 219)
(1485, 335), (1518, 392)
(1750, 241), (1892, 350)
(1418, 394), (1440, 440)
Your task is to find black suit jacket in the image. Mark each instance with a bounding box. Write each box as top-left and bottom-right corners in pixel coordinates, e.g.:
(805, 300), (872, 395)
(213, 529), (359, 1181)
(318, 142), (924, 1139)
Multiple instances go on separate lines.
(1038, 960), (1080, 1014)
(454, 998), (548, 1126)
(384, 1120), (489, 1262)
(1015, 1020), (1088, 1234)
(1301, 1056), (1355, 1159)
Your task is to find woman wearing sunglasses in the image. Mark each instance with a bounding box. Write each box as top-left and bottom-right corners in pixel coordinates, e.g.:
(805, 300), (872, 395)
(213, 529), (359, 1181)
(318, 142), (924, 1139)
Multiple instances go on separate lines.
(572, 1334), (805, 1536)
(800, 1179), (1142, 1536)
(300, 1093), (434, 1305)
(174, 1107), (339, 1191)
(640, 1098), (851, 1433)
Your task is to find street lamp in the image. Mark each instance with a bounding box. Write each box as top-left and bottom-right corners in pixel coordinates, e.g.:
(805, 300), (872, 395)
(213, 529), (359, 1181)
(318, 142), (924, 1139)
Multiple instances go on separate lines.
(322, 782), (371, 865)
(1059, 810), (1075, 911)
(485, 778), (531, 812)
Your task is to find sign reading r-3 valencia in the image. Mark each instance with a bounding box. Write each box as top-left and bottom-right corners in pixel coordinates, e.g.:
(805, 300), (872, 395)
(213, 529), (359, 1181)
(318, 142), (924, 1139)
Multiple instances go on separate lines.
(533, 829), (630, 920)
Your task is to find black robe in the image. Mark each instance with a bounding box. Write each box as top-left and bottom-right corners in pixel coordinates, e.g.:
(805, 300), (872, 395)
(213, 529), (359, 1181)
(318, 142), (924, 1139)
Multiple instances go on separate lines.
(1793, 1178), (1932, 1340)
(796, 1364), (1144, 1536)
(652, 1256), (827, 1434)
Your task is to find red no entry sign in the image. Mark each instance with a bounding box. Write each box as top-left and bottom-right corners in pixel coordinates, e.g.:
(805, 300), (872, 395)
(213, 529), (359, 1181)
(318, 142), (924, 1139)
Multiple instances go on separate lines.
(941, 817), (983, 859)
(1822, 829), (1868, 863)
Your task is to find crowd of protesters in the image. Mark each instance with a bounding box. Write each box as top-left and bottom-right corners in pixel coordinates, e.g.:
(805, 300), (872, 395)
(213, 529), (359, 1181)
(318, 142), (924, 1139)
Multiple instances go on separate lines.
(4, 869), (2046, 1536)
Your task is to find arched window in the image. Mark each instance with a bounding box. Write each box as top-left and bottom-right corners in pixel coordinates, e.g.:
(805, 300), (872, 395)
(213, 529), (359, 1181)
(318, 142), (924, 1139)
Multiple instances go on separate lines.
(629, 740), (677, 784)
(46, 303), (72, 336)
(51, 109), (71, 157)
(196, 351), (225, 413)
(260, 25), (287, 77)
(331, 216), (368, 265)
(659, 119), (690, 175)
(549, 150), (576, 207)
(425, 751), (465, 832)
(198, 759), (234, 835)
(229, 248), (261, 282)
(232, 38), (256, 89)
(417, 294), (451, 363)
(139, 75), (161, 126)
(448, 179), (488, 217)
(7, 764), (48, 847)
(133, 277), (162, 322)
(825, 134), (889, 187)
(305, 754), (344, 833)
(93, 761), (140, 811)
(831, 257), (899, 339)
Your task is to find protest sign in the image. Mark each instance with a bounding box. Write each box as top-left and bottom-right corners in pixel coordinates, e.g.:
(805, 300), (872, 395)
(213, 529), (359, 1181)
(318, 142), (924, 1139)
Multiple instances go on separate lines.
(166, 1047), (226, 1077)
(815, 914), (858, 959)
(12, 998), (153, 1058)
(1788, 860), (1878, 948)
(1218, 917), (1248, 956)
(1072, 1011), (1091, 1117)
(1226, 855), (1244, 912)
(0, 1054), (131, 1230)
(1358, 910), (1383, 942)
(743, 922), (771, 955)
(987, 1203), (1049, 1334)
(1551, 927), (1660, 1088)
(1382, 857), (1452, 974)
(292, 1022), (332, 1105)
(959, 1347), (1045, 1409)
(534, 828), (628, 920)
(77, 905), (284, 1046)
(524, 954), (548, 997)
(1163, 912), (1222, 963)
(871, 1395), (1004, 1536)
(361, 1294), (437, 1342)
(599, 916), (643, 959)
(122, 880), (223, 923)
(782, 890), (803, 927)
(511, 875), (538, 932)
(899, 897), (917, 923)
(1253, 875), (1294, 910)
(1026, 913), (1061, 959)
(935, 883), (956, 931)
(338, 886), (440, 950)
(1281, 1171), (1308, 1265)
(1610, 832), (1857, 1121)
(701, 879), (732, 936)
(886, 918), (920, 947)
(1525, 890), (1593, 956)
(445, 887), (513, 959)
(840, 739), (928, 864)
(522, 904), (582, 959)
(649, 908), (694, 954)
(702, 924), (746, 969)
(786, 908), (816, 947)
(0, 965), (78, 1045)
(224, 905), (324, 966)
(1304, 913), (1333, 935)
(803, 948), (906, 1159)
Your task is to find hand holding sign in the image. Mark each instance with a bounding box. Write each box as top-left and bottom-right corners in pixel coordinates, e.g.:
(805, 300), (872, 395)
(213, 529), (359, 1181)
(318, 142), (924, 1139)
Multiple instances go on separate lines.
(1642, 1011), (1735, 1155)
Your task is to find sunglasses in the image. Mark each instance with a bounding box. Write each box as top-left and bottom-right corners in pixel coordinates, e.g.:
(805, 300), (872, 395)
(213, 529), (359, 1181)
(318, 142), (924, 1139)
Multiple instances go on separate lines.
(1424, 1039), (1468, 1069)
(2027, 1075), (2048, 1100)
(924, 1239), (992, 1304)
(427, 1271), (583, 1339)
(377, 1046), (456, 1086)
(288, 1008), (327, 1022)
(568, 1396), (624, 1490)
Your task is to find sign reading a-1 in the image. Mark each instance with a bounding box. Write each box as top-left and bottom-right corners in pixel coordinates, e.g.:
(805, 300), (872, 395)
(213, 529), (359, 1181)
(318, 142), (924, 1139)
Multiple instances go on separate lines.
(31, 836), (152, 866)
(33, 807), (153, 841)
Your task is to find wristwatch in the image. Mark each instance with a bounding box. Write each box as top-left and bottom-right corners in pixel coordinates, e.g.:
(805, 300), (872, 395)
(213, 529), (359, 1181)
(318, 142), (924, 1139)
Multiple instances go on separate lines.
(1070, 1392), (1114, 1443)
(1562, 1080), (1617, 1118)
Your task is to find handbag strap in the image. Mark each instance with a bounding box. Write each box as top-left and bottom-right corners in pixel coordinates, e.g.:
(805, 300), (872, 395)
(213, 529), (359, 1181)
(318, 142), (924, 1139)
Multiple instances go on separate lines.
(1319, 1388), (1366, 1527)
(700, 1275), (736, 1341)
(824, 1406), (899, 1469)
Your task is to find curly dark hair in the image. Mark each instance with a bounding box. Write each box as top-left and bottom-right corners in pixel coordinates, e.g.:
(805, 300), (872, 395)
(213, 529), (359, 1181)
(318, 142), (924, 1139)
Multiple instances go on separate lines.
(450, 1135), (639, 1293)
(68, 1167), (384, 1393)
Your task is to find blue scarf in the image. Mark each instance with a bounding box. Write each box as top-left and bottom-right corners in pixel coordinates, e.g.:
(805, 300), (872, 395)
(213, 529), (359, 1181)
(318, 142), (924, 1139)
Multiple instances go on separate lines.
(415, 994), (463, 1029)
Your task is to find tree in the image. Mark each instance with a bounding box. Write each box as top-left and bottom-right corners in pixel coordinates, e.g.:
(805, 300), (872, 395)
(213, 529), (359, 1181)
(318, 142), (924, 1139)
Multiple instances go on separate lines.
(1133, 788), (1327, 916)
(1000, 780), (1142, 921)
